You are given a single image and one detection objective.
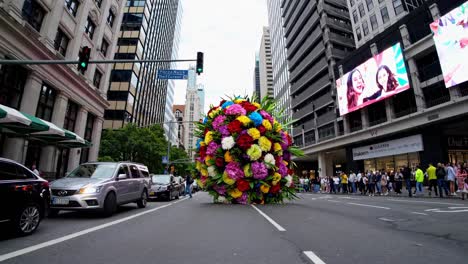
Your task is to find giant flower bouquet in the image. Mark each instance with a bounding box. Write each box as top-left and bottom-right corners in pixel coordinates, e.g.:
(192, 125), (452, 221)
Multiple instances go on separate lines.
(194, 96), (303, 204)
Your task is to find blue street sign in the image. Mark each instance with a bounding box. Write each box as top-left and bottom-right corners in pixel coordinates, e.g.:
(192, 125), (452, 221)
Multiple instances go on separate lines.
(162, 156), (168, 164)
(157, 69), (189, 80)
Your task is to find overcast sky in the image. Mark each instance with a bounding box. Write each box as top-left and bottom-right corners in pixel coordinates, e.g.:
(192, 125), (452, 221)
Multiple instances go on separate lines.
(173, 0), (269, 112)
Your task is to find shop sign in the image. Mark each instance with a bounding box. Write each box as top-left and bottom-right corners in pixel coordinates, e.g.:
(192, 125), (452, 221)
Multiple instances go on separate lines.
(447, 136), (468, 148)
(352, 134), (424, 160)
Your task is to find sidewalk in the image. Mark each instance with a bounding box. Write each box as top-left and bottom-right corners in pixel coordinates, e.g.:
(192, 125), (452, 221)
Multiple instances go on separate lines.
(301, 188), (466, 200)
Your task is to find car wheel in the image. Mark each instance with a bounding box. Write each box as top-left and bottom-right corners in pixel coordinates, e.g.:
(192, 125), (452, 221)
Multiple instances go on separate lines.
(103, 192), (117, 217)
(14, 204), (41, 235)
(137, 190), (148, 208)
(48, 209), (60, 218)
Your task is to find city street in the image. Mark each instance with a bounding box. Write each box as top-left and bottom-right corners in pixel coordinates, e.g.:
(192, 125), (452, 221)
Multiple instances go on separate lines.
(1, 192), (467, 264)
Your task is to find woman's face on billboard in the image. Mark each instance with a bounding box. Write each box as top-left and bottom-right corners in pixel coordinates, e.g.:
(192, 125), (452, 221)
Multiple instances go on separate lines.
(351, 71), (364, 94)
(377, 68), (389, 90)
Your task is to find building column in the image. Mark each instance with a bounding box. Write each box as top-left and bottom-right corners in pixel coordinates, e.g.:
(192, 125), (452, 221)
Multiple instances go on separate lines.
(67, 108), (88, 170)
(318, 152), (328, 178)
(88, 117), (104, 162)
(41, 1), (64, 50)
(361, 109), (369, 129)
(385, 100), (394, 121)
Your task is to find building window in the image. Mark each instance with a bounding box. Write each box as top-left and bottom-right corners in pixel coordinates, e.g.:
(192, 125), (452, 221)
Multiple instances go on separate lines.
(64, 101), (79, 131)
(0, 64), (28, 109)
(352, 10), (358, 23)
(65, 0), (79, 17)
(54, 28), (70, 56)
(381, 6), (390, 24)
(93, 70), (103, 89)
(358, 3), (365, 18)
(370, 14), (378, 31)
(393, 0), (404, 15)
(95, 0), (103, 8)
(36, 84), (57, 122)
(366, 0), (374, 11)
(80, 113), (95, 164)
(84, 17), (96, 39)
(21, 0), (46, 32)
(126, 0), (146, 7)
(107, 10), (115, 27)
(100, 39), (109, 56)
(362, 21), (370, 36)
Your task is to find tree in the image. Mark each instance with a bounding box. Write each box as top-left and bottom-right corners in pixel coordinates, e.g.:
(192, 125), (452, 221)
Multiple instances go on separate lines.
(169, 145), (192, 176)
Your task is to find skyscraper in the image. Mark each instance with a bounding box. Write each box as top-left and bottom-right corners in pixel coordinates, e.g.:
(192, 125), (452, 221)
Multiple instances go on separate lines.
(259, 27), (274, 99)
(253, 53), (261, 99)
(184, 73), (202, 160)
(197, 84), (205, 113)
(267, 0), (291, 125)
(104, 0), (181, 129)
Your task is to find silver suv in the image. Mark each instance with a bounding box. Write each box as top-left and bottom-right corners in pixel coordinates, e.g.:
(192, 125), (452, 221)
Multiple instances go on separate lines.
(49, 162), (150, 216)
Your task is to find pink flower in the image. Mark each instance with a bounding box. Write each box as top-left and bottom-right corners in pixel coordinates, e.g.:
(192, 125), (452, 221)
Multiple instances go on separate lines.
(251, 161), (268, 180)
(212, 115), (226, 130)
(236, 192), (248, 204)
(206, 141), (219, 156)
(225, 162), (245, 180)
(218, 125), (230, 137)
(214, 184), (226, 195)
(225, 104), (246, 116)
(259, 110), (274, 124)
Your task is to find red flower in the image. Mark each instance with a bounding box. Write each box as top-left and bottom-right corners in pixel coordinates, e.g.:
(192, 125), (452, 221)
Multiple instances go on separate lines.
(258, 125), (266, 135)
(204, 127), (209, 136)
(287, 134), (292, 146)
(237, 179), (250, 192)
(236, 134), (254, 150)
(199, 146), (207, 159)
(219, 100), (226, 107)
(215, 157), (225, 167)
(288, 169), (294, 175)
(240, 101), (257, 113)
(270, 184), (281, 194)
(227, 120), (243, 134)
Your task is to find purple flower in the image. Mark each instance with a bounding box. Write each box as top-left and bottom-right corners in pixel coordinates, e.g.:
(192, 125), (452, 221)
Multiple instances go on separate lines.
(280, 132), (289, 150)
(259, 110), (274, 124)
(251, 161), (268, 180)
(218, 125), (230, 137)
(283, 151), (291, 161)
(236, 192), (248, 204)
(206, 141), (219, 156)
(212, 115), (226, 130)
(225, 162), (245, 180)
(278, 162), (288, 177)
(214, 184), (226, 195)
(225, 104), (246, 116)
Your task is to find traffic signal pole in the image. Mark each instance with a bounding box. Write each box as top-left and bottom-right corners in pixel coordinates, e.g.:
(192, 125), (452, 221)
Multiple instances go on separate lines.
(0, 58), (197, 65)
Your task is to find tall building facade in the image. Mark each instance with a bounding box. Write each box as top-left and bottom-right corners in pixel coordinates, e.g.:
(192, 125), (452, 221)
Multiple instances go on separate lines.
(267, 0), (291, 125)
(173, 104), (185, 149)
(281, 0), (355, 149)
(258, 27), (274, 99)
(197, 84), (205, 113)
(183, 76), (202, 160)
(104, 0), (181, 129)
(0, 0), (125, 178)
(253, 54), (261, 99)
(348, 0), (424, 48)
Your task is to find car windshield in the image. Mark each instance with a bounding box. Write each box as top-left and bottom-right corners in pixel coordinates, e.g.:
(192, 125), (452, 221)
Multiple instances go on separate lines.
(66, 164), (117, 179)
(152, 175), (171, 184)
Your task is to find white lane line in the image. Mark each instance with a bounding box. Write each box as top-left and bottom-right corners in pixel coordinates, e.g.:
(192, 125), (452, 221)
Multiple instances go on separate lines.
(326, 200), (341, 203)
(378, 217), (395, 222)
(338, 196), (361, 200)
(303, 251), (326, 264)
(387, 199), (464, 206)
(0, 198), (188, 262)
(251, 205), (286, 232)
(448, 207), (468, 209)
(347, 202), (391, 210)
(411, 212), (428, 216)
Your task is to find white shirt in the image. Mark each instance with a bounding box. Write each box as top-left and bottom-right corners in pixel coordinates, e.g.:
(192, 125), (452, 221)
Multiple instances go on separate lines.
(349, 173), (356, 183)
(33, 169), (40, 176)
(333, 177), (340, 185)
(357, 173), (362, 182)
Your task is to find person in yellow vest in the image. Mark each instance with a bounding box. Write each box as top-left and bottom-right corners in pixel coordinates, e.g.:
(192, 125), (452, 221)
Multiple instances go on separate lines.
(426, 163), (438, 196)
(341, 172), (348, 194)
(415, 165), (424, 196)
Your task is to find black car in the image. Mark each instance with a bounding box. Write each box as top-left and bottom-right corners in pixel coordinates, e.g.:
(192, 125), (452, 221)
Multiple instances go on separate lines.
(148, 174), (180, 201)
(0, 158), (50, 235)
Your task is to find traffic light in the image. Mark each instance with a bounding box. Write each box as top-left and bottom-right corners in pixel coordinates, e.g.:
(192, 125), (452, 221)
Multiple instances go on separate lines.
(196, 52), (204, 75)
(78, 46), (91, 71)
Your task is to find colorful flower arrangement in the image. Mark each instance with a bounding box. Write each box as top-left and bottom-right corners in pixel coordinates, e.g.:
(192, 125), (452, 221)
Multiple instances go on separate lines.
(194, 96), (303, 204)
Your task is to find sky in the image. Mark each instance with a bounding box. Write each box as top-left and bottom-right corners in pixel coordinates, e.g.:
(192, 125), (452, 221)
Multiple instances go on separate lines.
(173, 0), (269, 113)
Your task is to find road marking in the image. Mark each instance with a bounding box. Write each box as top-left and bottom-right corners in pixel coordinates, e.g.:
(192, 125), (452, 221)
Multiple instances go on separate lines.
(448, 207), (468, 209)
(378, 217), (395, 222)
(303, 251), (326, 264)
(347, 202), (391, 210)
(326, 199), (341, 203)
(0, 220), (10, 223)
(425, 208), (468, 213)
(411, 212), (428, 216)
(387, 199), (464, 206)
(0, 198), (188, 262)
(338, 196), (361, 200)
(251, 205), (286, 232)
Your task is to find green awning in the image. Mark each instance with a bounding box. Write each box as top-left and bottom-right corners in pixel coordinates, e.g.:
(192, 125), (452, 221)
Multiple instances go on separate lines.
(31, 120), (75, 140)
(0, 104), (48, 134)
(57, 130), (92, 148)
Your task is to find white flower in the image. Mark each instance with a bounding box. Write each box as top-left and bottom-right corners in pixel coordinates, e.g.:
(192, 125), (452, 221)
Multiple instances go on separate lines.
(217, 196), (227, 203)
(285, 175), (293, 187)
(208, 166), (217, 177)
(221, 136), (235, 150)
(264, 153), (275, 167)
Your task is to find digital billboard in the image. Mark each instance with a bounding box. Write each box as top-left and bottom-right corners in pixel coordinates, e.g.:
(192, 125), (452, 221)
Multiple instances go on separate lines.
(430, 1), (468, 88)
(336, 43), (410, 116)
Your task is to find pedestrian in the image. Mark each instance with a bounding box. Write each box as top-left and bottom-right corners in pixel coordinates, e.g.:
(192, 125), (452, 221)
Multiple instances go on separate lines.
(381, 171), (388, 196)
(436, 163), (448, 197)
(31, 164), (40, 176)
(185, 172), (194, 198)
(299, 177), (305, 192)
(341, 172), (348, 194)
(375, 170), (382, 195)
(403, 165), (412, 197)
(368, 171), (375, 196)
(415, 165), (424, 196)
(331, 175), (338, 194)
(321, 177), (327, 193)
(395, 168), (403, 194)
(447, 163), (457, 196)
(304, 177), (310, 192)
(349, 171), (356, 194)
(426, 163), (438, 197)
(388, 171), (395, 194)
(461, 176), (468, 200)
(362, 174), (368, 195)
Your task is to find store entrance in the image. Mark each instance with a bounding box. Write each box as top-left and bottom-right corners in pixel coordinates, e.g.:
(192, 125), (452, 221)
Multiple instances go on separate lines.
(363, 152), (420, 173)
(448, 150), (468, 164)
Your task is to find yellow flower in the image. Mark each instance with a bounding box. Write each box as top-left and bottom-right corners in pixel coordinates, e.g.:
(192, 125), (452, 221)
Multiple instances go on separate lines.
(246, 144), (262, 161)
(234, 98), (246, 104)
(272, 173), (282, 186)
(208, 107), (221, 118)
(247, 128), (261, 140)
(282, 160), (288, 166)
(273, 143), (282, 153)
(195, 161), (202, 171)
(252, 102), (261, 108)
(224, 151), (233, 162)
(205, 155), (214, 166)
(200, 141), (206, 147)
(200, 167), (208, 177)
(244, 164), (252, 177)
(236, 115), (251, 126)
(274, 120), (282, 132)
(260, 184), (270, 194)
(196, 179), (204, 188)
(228, 188), (243, 198)
(205, 131), (213, 144)
(223, 171), (235, 185)
(262, 119), (272, 130)
(258, 136), (272, 152)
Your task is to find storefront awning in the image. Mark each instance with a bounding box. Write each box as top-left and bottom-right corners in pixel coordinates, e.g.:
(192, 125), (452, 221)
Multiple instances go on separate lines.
(0, 104), (49, 134)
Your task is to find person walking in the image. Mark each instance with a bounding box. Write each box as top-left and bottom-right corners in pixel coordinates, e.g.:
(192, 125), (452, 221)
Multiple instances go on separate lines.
(185, 172), (194, 198)
(304, 177), (310, 192)
(436, 163), (448, 197)
(332, 175), (339, 194)
(349, 171), (356, 194)
(341, 172), (348, 194)
(415, 165), (424, 196)
(395, 168), (403, 194)
(31, 164), (40, 176)
(426, 163), (438, 197)
(403, 165), (412, 197)
(381, 171), (388, 196)
(447, 163), (457, 196)
(356, 171), (363, 194)
(362, 174), (368, 195)
(375, 170), (382, 195)
(368, 171), (375, 196)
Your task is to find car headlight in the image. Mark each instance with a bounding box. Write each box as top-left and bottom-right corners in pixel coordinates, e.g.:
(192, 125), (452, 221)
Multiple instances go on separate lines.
(79, 186), (102, 194)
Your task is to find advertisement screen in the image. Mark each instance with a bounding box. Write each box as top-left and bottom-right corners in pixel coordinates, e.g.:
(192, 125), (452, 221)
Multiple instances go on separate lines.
(336, 43), (410, 116)
(430, 1), (468, 88)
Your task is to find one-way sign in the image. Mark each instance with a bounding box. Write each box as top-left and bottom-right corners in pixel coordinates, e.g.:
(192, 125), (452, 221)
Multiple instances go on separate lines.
(157, 69), (189, 80)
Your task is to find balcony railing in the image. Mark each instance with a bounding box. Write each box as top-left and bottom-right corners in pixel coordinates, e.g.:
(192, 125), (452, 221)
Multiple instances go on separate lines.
(425, 95), (451, 108)
(394, 107), (418, 119)
(368, 118), (388, 127)
(350, 125), (363, 133)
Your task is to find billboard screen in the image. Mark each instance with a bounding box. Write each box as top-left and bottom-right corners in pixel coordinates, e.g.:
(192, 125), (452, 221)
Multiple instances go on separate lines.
(336, 43), (410, 116)
(430, 1), (468, 88)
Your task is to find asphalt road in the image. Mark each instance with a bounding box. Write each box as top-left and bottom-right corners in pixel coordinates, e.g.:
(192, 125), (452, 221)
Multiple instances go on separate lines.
(1, 192), (467, 264)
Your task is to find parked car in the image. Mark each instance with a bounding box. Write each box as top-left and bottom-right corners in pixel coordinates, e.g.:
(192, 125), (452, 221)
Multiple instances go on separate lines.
(49, 162), (150, 217)
(0, 158), (50, 236)
(149, 174), (179, 201)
